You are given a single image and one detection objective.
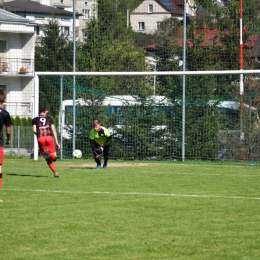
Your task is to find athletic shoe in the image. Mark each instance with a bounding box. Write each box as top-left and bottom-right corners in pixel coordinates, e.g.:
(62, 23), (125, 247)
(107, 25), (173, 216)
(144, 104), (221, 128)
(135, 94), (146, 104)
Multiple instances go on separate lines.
(44, 149), (51, 160)
(103, 161), (108, 168)
(96, 165), (101, 169)
(54, 173), (59, 178)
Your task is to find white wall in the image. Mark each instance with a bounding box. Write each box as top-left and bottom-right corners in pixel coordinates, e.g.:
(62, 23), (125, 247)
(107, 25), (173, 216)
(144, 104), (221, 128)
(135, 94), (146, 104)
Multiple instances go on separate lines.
(0, 77), (34, 118)
(40, 0), (50, 5)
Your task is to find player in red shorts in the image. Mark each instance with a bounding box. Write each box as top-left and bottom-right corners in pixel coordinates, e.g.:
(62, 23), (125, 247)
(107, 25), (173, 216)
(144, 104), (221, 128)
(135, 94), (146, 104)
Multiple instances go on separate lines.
(0, 88), (12, 190)
(32, 105), (60, 178)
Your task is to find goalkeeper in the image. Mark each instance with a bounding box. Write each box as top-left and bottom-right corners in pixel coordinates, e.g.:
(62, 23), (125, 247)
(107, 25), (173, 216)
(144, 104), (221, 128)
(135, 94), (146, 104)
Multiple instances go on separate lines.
(89, 119), (112, 169)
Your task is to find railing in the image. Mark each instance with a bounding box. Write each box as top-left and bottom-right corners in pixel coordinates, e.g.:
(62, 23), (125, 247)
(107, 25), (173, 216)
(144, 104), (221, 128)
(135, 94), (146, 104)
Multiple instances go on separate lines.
(0, 58), (34, 76)
(5, 126), (34, 157)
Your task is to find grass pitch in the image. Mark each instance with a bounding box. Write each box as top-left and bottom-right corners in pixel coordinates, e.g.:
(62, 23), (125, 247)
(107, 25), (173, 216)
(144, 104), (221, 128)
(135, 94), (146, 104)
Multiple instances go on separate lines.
(1, 158), (260, 260)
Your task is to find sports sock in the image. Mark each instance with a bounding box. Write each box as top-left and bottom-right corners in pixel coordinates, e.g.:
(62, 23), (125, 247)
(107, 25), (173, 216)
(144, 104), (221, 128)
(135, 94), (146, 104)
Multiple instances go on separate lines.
(0, 173), (2, 189)
(46, 159), (57, 174)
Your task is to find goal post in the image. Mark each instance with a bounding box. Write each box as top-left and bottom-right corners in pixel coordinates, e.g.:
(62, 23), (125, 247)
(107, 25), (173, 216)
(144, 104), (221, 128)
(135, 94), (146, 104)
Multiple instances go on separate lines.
(34, 70), (260, 162)
(33, 75), (39, 161)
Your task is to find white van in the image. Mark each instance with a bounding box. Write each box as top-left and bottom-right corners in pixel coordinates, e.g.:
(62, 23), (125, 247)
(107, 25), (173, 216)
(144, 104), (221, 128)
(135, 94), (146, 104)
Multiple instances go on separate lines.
(59, 95), (172, 139)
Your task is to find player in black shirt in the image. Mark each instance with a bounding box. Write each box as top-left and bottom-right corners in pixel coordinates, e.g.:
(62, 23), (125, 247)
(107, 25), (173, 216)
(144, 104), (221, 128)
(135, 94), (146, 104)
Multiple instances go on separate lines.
(0, 88), (12, 190)
(32, 105), (60, 177)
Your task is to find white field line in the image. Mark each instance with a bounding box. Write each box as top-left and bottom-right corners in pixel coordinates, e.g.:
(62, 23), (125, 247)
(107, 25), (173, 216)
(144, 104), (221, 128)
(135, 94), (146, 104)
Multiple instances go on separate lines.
(4, 188), (260, 200)
(141, 171), (260, 177)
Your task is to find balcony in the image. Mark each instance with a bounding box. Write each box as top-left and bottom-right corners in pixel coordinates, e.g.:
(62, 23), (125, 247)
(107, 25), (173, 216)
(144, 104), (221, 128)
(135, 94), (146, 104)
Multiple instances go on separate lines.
(0, 58), (34, 77)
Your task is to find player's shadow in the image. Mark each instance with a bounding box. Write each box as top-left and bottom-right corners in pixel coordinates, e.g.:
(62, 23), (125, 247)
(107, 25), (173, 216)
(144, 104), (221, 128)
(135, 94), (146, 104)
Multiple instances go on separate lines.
(68, 166), (94, 170)
(7, 173), (48, 178)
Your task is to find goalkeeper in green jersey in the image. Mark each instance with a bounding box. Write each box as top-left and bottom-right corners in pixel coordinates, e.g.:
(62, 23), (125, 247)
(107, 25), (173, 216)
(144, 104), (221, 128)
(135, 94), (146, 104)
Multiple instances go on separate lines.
(89, 119), (112, 169)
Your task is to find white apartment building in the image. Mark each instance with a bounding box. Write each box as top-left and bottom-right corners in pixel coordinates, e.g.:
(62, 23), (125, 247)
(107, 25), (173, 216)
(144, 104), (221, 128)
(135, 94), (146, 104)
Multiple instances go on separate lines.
(0, 8), (36, 118)
(49, 0), (98, 38)
(3, 0), (98, 39)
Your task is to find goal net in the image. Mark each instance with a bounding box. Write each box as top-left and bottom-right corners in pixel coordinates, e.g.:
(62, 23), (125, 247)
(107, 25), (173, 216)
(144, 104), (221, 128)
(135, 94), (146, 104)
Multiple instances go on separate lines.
(35, 70), (260, 162)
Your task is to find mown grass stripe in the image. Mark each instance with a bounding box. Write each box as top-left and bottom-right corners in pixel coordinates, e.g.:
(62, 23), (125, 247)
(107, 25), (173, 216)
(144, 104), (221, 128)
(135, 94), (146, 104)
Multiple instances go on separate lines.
(5, 188), (260, 200)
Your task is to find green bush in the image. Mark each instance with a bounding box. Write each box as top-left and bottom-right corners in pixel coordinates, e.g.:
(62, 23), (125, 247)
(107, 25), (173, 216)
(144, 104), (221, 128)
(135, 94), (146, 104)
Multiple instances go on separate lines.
(11, 116), (32, 126)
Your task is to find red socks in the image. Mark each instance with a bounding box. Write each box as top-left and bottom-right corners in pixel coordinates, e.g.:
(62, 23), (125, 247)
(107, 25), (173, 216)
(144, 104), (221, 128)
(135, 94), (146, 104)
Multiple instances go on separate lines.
(46, 160), (57, 174)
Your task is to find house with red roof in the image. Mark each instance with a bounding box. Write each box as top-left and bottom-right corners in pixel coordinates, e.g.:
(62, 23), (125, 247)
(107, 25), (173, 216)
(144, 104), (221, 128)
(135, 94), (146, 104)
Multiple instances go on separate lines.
(250, 35), (260, 62)
(144, 22), (258, 51)
(143, 21), (258, 72)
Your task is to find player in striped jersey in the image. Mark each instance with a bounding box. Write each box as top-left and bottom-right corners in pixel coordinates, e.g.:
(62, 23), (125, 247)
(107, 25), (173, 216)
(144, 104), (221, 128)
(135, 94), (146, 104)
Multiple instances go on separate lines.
(32, 105), (60, 178)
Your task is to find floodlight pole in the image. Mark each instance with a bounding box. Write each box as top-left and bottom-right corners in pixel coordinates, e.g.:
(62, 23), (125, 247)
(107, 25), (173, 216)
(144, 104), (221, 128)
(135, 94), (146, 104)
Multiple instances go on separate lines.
(239, 0), (244, 161)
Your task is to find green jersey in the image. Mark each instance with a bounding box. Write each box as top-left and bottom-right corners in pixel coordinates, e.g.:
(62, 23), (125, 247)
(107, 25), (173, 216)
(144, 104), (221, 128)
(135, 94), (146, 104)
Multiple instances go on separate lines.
(89, 126), (111, 146)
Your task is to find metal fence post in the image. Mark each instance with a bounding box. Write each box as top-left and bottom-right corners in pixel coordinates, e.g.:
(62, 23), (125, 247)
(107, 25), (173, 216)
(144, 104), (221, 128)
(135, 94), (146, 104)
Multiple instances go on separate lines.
(10, 125), (13, 153)
(17, 126), (20, 157)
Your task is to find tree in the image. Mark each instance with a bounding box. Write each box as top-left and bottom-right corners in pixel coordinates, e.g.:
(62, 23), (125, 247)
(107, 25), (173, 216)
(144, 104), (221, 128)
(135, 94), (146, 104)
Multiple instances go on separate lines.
(156, 17), (182, 38)
(35, 18), (73, 72)
(244, 0), (260, 34)
(77, 1), (147, 97)
(105, 39), (147, 95)
(35, 18), (75, 115)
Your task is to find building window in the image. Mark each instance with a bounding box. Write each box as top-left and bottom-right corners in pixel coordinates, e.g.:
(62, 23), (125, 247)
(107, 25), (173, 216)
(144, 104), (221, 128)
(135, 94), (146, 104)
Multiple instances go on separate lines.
(0, 40), (7, 59)
(61, 0), (64, 3)
(138, 22), (145, 31)
(85, 1), (88, 5)
(76, 27), (79, 37)
(156, 22), (161, 30)
(35, 26), (40, 35)
(148, 4), (153, 13)
(82, 28), (87, 38)
(82, 9), (91, 19)
(60, 26), (70, 36)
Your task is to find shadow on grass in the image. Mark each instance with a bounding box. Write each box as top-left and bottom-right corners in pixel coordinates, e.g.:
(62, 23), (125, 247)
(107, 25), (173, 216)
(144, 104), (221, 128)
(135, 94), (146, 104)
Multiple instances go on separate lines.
(68, 167), (94, 170)
(7, 173), (48, 178)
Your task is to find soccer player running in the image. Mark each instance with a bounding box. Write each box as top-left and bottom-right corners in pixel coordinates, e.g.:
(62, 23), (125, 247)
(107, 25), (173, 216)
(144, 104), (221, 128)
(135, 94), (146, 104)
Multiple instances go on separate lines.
(0, 88), (12, 190)
(89, 119), (112, 169)
(32, 105), (60, 178)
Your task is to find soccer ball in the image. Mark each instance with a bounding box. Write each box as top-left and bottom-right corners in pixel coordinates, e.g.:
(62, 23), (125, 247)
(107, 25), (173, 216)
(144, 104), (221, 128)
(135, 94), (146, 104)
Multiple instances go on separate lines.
(73, 149), (82, 158)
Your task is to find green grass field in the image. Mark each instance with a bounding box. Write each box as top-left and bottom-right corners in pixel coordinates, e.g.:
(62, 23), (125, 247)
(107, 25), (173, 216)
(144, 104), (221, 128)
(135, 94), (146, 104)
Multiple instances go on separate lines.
(1, 158), (260, 260)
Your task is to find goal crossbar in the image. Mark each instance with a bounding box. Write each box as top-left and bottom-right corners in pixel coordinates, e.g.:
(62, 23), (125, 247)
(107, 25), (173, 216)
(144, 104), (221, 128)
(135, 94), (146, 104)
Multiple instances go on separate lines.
(35, 70), (260, 76)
